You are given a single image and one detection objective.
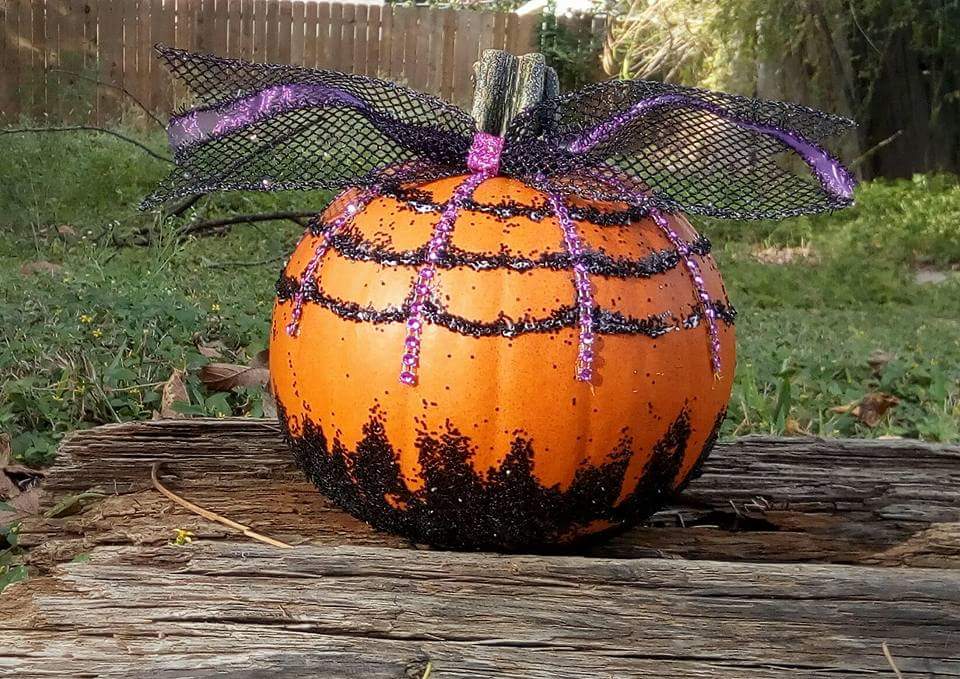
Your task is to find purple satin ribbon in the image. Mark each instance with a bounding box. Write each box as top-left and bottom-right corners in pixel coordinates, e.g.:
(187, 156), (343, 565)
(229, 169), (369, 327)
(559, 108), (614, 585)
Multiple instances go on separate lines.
(168, 84), (365, 152)
(568, 94), (855, 201)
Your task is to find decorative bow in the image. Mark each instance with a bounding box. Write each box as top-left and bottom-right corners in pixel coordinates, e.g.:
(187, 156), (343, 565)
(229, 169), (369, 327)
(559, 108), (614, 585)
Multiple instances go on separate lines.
(143, 45), (856, 385)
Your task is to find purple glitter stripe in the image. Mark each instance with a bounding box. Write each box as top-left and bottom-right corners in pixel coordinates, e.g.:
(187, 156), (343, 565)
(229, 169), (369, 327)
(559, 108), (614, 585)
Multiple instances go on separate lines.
(546, 193), (596, 382)
(399, 132), (503, 386)
(568, 94), (855, 201)
(648, 207), (722, 375)
(398, 172), (490, 386)
(169, 84), (366, 153)
(285, 188), (377, 337)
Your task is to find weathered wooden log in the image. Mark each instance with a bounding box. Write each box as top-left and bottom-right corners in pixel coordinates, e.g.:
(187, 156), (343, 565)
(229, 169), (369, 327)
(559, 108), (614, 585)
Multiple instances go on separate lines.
(19, 418), (960, 569)
(2, 542), (959, 678)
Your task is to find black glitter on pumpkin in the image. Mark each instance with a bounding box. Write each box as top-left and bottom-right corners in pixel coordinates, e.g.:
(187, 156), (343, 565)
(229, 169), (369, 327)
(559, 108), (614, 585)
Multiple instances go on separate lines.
(275, 275), (736, 338)
(308, 226), (712, 278)
(279, 401), (702, 549)
(371, 182), (651, 226)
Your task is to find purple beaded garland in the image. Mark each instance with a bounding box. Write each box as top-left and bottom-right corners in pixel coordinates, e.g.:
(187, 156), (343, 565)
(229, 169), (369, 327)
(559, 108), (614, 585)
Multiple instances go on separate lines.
(397, 133), (503, 386)
(285, 188), (377, 338)
(545, 192), (597, 382)
(648, 207), (723, 375)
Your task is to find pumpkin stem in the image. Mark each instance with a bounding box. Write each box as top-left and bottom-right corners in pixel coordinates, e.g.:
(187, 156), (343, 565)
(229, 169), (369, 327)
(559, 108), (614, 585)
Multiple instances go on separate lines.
(471, 50), (559, 136)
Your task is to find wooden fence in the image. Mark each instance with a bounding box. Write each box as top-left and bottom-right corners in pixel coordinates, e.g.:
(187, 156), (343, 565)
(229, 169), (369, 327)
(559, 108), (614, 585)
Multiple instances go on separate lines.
(0, 0), (602, 125)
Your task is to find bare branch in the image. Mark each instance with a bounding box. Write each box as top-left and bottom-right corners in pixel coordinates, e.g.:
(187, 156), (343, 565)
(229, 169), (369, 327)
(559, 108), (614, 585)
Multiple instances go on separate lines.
(178, 211), (315, 237)
(0, 126), (172, 164)
(203, 254), (287, 268)
(47, 68), (166, 128)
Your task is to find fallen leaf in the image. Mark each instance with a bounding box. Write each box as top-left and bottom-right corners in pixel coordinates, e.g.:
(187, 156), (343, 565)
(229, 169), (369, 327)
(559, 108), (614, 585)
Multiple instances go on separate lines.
(868, 349), (895, 375)
(784, 417), (806, 435)
(19, 261), (64, 276)
(196, 339), (228, 359)
(57, 224), (78, 240)
(251, 348), (270, 369)
(200, 363), (270, 391)
(159, 369), (190, 418)
(830, 392), (899, 427)
(5, 487), (41, 517)
(261, 388), (278, 419)
(1, 440), (45, 522)
(1, 439), (44, 497)
(752, 244), (819, 266)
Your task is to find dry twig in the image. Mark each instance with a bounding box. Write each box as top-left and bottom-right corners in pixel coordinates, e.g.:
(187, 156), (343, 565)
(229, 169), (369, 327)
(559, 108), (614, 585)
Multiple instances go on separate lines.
(0, 126), (172, 163)
(151, 462), (293, 549)
(882, 642), (904, 679)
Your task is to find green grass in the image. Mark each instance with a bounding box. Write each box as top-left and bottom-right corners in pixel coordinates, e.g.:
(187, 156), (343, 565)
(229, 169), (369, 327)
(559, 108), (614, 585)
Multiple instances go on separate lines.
(1, 127), (959, 470)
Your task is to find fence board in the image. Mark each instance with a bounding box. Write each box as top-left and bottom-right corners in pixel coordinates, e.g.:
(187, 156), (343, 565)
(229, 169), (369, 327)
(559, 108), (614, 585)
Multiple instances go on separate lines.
(212, 0), (228, 56)
(264, 0), (278, 62)
(152, 0), (174, 111)
(250, 0), (265, 62)
(439, 7), (455, 102)
(338, 2), (352, 73)
(301, 0), (315, 67)
(82, 0), (99, 121)
(44, 0), (63, 119)
(351, 2), (365, 76)
(402, 5), (420, 89)
(423, 6), (441, 93)
(277, 0), (291, 64)
(135, 0), (152, 115)
(314, 1), (329, 68)
(5, 0), (25, 119)
(195, 0), (212, 53)
(290, 0), (307, 66)
(98, 0), (122, 121)
(31, 0), (47, 114)
(364, 3), (378, 77)
(412, 6), (431, 92)
(387, 3), (403, 84)
(325, 2), (340, 70)
(452, 8), (476, 107)
(237, 0), (251, 59)
(377, 2), (391, 80)
(492, 9), (505, 51)
(225, 0), (240, 56)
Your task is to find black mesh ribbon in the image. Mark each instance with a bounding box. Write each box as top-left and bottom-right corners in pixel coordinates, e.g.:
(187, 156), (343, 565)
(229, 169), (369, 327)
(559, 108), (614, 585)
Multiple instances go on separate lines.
(143, 45), (856, 220)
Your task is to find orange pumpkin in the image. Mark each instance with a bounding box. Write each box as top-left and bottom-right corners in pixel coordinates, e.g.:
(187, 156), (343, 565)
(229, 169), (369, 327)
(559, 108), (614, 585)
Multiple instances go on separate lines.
(270, 175), (735, 549)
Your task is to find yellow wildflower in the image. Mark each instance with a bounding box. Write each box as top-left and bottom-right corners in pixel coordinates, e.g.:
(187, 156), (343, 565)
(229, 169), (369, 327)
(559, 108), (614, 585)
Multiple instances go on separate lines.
(171, 529), (195, 546)
(91, 328), (103, 338)
(79, 314), (93, 324)
(211, 303), (221, 312)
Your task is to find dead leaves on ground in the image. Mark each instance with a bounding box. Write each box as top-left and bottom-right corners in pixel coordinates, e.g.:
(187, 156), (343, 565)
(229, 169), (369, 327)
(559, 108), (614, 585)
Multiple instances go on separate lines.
(18, 260), (64, 276)
(752, 244), (820, 265)
(0, 434), (45, 523)
(156, 348), (273, 419)
(158, 369), (190, 419)
(830, 392), (900, 427)
(199, 361), (269, 392)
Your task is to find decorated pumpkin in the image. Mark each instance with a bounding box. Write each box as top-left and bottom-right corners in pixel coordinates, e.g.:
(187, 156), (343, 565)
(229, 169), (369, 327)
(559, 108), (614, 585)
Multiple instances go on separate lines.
(145, 46), (855, 549)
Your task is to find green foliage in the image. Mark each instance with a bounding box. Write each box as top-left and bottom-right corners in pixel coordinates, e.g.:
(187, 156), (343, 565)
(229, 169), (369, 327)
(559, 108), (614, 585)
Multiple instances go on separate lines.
(699, 175), (960, 440)
(0, 521), (27, 594)
(0, 127), (169, 242)
(0, 126), (328, 465)
(538, 6), (605, 91)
